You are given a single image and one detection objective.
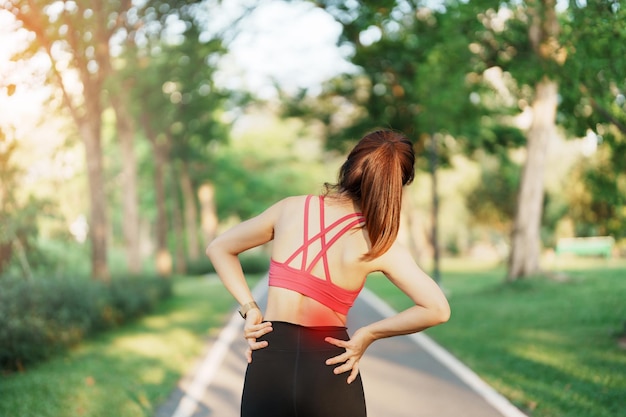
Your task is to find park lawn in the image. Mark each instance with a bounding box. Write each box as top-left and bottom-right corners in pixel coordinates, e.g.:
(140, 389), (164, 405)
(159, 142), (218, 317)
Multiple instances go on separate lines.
(0, 275), (258, 417)
(366, 258), (626, 417)
(2, 262), (624, 417)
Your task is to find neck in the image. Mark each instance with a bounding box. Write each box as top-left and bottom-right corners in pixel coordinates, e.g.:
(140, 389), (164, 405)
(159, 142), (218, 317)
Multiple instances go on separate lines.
(325, 192), (361, 211)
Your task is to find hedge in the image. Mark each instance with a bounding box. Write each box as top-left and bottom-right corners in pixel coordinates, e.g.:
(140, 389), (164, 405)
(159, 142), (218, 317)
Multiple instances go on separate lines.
(0, 275), (172, 372)
(186, 252), (270, 276)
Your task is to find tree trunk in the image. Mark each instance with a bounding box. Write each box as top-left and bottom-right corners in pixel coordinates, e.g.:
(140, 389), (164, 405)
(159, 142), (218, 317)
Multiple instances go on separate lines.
(429, 134), (441, 284)
(507, 77), (558, 280)
(198, 183), (218, 247)
(143, 116), (172, 277)
(80, 119), (110, 282)
(153, 138), (172, 277)
(113, 101), (141, 274)
(401, 195), (423, 262)
(179, 162), (201, 260)
(12, 5), (111, 281)
(507, 0), (559, 281)
(171, 186), (187, 275)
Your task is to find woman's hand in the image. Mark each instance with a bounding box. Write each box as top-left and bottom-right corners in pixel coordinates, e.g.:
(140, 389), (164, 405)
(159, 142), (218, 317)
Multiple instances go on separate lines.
(243, 309), (272, 363)
(324, 327), (375, 384)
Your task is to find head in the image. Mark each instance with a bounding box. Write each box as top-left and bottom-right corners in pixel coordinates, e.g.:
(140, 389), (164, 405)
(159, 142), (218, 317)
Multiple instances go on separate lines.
(327, 129), (415, 260)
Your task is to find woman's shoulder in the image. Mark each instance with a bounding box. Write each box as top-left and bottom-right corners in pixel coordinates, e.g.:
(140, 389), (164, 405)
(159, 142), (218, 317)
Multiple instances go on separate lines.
(276, 194), (316, 208)
(262, 195), (312, 218)
(369, 239), (414, 270)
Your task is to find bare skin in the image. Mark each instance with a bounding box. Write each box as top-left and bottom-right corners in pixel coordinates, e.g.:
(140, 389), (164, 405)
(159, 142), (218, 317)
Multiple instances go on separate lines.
(206, 194), (450, 384)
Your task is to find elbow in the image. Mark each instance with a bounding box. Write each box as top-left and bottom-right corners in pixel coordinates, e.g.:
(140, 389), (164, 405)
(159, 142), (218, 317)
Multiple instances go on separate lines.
(437, 301), (451, 324)
(428, 298), (451, 326)
(205, 238), (220, 261)
(205, 236), (238, 262)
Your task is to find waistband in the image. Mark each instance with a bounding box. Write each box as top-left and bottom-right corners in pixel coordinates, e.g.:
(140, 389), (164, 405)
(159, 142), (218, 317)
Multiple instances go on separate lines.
(258, 321), (348, 352)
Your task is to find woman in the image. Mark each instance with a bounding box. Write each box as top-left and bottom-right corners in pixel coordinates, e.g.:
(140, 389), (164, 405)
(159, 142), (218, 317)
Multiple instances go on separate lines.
(206, 129), (450, 417)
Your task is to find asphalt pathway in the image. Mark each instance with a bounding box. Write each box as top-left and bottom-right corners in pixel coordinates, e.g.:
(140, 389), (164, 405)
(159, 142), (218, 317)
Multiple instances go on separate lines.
(155, 278), (528, 417)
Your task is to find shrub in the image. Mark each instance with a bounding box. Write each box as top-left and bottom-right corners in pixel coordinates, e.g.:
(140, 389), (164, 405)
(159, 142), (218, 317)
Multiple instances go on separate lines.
(108, 277), (172, 323)
(185, 257), (215, 276)
(185, 252), (269, 276)
(0, 275), (171, 371)
(240, 252), (270, 274)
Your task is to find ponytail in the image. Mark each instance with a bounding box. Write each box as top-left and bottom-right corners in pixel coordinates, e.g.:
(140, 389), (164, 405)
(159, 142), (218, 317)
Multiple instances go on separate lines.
(326, 129), (415, 260)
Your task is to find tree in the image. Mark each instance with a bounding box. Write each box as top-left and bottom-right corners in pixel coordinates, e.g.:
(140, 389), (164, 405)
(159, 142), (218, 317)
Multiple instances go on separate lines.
(505, 0), (561, 280)
(560, 0), (626, 139)
(122, 15), (232, 275)
(558, 0), (626, 240)
(6, 0), (118, 280)
(5, 0), (136, 281)
(295, 1), (509, 271)
(109, 87), (142, 274)
(459, 0), (564, 279)
(0, 128), (45, 279)
(5, 0), (221, 278)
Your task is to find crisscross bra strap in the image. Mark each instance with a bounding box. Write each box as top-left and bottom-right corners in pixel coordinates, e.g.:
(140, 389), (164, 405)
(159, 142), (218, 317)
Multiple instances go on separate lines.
(283, 195), (364, 280)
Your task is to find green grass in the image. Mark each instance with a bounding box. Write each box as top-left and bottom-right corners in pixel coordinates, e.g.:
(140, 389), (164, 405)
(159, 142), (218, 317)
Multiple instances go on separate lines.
(2, 260), (625, 417)
(0, 276), (258, 417)
(366, 258), (626, 417)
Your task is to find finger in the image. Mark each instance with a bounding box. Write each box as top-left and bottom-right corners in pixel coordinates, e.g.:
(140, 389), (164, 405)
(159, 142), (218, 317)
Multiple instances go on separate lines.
(248, 340), (269, 351)
(347, 363), (360, 384)
(324, 337), (347, 348)
(244, 324), (273, 339)
(247, 321), (272, 331)
(325, 352), (349, 366)
(246, 347), (252, 363)
(332, 359), (355, 375)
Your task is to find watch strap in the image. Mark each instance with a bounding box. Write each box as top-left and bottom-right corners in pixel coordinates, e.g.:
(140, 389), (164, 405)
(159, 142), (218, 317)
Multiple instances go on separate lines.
(238, 301), (260, 319)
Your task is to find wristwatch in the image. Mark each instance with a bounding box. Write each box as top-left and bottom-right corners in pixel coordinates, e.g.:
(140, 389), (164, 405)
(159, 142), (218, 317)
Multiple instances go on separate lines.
(238, 301), (260, 319)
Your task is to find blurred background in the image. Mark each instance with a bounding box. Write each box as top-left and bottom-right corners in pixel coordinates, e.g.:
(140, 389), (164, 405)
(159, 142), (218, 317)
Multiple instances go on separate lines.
(0, 1), (625, 416)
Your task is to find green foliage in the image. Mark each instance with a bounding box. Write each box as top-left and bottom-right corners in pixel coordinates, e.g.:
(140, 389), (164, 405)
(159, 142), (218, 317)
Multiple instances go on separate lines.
(559, 0), (626, 139)
(558, 1), (626, 239)
(0, 275), (172, 372)
(212, 150), (315, 220)
(0, 275), (249, 417)
(564, 148), (626, 239)
(317, 2), (486, 152)
(0, 129), (49, 277)
(239, 252), (271, 274)
(466, 153), (520, 232)
(297, 1), (528, 169)
(186, 251), (270, 276)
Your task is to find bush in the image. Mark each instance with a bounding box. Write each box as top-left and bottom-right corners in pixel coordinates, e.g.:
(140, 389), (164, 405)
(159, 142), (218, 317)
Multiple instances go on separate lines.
(240, 252), (270, 274)
(185, 252), (269, 276)
(0, 275), (172, 371)
(108, 277), (172, 323)
(185, 257), (216, 276)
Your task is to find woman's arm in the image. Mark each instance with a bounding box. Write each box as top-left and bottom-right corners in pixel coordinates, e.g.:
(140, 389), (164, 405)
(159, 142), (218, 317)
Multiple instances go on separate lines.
(325, 242), (450, 383)
(205, 199), (283, 305)
(205, 199), (285, 358)
(367, 242), (451, 336)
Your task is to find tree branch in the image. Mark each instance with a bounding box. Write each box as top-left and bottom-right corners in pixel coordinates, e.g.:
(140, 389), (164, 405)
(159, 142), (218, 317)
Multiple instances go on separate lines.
(581, 84), (626, 135)
(16, 0), (84, 126)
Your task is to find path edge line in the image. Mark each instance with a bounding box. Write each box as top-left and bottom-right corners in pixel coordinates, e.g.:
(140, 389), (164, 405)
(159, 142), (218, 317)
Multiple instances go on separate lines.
(359, 287), (528, 417)
(170, 276), (268, 417)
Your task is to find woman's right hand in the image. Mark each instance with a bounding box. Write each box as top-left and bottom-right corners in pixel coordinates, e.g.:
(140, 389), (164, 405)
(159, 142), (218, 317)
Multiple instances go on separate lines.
(243, 309), (272, 363)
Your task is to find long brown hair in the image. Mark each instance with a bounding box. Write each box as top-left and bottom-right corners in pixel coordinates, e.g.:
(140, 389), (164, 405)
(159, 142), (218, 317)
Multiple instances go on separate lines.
(326, 129), (415, 260)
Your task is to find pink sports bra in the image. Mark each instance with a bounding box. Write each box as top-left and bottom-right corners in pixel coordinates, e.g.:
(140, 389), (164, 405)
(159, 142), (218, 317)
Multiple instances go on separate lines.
(268, 195), (366, 315)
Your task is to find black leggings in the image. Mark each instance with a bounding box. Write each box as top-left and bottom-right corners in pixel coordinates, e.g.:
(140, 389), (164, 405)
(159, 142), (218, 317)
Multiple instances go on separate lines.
(241, 321), (367, 417)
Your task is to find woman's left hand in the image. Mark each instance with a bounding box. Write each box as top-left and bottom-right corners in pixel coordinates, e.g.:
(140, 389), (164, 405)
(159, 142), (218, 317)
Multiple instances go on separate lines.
(324, 327), (375, 384)
(243, 309), (272, 363)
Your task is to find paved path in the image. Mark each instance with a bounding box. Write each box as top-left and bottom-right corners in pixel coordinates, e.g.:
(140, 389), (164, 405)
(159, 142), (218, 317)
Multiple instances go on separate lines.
(155, 279), (527, 417)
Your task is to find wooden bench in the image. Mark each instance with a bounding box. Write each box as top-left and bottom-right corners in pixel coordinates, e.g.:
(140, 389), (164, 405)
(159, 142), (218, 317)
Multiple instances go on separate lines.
(555, 236), (615, 258)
